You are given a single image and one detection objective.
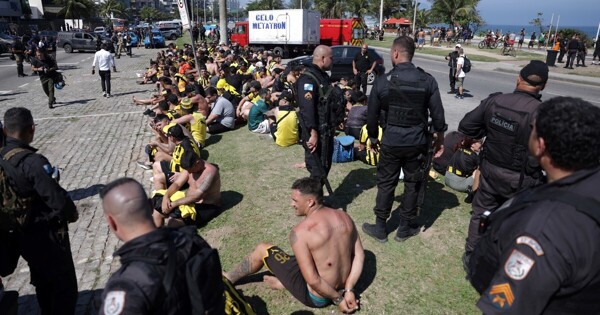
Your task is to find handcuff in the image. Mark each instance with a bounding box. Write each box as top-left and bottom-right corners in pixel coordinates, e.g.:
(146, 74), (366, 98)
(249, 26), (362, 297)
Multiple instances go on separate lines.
(332, 288), (354, 305)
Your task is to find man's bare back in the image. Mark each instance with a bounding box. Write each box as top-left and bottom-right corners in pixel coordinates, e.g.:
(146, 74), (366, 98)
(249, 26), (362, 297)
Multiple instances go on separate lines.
(187, 161), (221, 205)
(292, 207), (357, 296)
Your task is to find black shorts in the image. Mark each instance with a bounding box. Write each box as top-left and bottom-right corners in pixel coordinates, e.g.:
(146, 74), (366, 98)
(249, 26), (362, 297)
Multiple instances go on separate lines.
(263, 246), (331, 308)
(152, 195), (222, 226)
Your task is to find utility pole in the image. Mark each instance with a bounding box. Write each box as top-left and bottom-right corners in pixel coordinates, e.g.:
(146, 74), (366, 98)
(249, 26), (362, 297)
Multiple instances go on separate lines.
(219, 0), (227, 44)
(203, 0), (206, 22)
(412, 0), (417, 34)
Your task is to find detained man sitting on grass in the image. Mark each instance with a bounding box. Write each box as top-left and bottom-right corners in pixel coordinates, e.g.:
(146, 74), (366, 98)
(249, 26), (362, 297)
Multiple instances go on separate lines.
(224, 177), (364, 313)
(247, 88), (272, 134)
(152, 145), (222, 228)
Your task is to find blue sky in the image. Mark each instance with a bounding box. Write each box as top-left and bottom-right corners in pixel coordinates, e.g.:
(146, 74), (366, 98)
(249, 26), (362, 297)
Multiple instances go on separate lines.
(421, 0), (599, 27)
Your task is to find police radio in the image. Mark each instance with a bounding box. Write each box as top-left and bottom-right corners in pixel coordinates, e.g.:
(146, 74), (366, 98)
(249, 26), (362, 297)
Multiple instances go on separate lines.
(478, 210), (492, 234)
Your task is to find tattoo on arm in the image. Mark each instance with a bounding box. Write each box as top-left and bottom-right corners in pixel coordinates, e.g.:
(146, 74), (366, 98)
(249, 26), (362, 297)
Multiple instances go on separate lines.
(227, 256), (253, 283)
(199, 172), (214, 192)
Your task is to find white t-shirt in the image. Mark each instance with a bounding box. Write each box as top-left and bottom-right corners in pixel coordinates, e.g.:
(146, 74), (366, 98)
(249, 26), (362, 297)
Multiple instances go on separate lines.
(457, 56), (466, 78)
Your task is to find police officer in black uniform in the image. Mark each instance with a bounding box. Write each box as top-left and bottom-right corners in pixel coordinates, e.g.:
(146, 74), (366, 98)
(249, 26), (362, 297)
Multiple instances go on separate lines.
(362, 36), (446, 243)
(1, 107), (79, 314)
(467, 97), (600, 314)
(296, 45), (342, 186)
(352, 44), (377, 95)
(99, 178), (224, 314)
(459, 60), (548, 262)
(444, 44), (460, 94)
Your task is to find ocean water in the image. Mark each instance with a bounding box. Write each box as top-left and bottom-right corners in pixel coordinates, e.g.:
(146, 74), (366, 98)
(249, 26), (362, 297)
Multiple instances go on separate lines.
(479, 24), (598, 39)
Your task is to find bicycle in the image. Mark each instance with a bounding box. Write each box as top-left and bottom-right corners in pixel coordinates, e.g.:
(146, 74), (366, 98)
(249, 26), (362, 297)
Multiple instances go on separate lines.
(501, 45), (517, 57)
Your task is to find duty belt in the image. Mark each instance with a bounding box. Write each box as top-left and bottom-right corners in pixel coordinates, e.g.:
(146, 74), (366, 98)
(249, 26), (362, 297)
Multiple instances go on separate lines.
(447, 166), (464, 176)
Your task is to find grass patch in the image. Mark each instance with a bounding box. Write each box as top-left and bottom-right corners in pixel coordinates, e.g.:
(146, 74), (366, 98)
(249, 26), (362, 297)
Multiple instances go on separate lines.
(366, 38), (500, 62)
(198, 127), (480, 314)
(175, 36), (191, 48)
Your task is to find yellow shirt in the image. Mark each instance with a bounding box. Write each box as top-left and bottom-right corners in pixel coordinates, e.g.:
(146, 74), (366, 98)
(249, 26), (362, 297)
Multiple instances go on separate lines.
(170, 138), (201, 172)
(188, 112), (207, 147)
(359, 125), (382, 166)
(274, 106), (299, 147)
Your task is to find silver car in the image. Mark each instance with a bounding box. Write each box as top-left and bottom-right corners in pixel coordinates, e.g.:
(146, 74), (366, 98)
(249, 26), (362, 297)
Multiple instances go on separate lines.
(159, 27), (181, 40)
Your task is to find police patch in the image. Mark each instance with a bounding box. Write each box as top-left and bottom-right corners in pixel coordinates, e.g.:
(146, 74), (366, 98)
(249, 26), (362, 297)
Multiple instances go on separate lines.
(104, 291), (125, 315)
(488, 283), (514, 309)
(304, 92), (313, 100)
(504, 249), (535, 280)
(516, 236), (544, 256)
(303, 83), (314, 91)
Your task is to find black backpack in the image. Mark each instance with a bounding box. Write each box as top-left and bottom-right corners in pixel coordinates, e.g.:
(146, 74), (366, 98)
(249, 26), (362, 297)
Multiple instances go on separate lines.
(462, 56), (472, 73)
(163, 226), (225, 314)
(0, 148), (34, 232)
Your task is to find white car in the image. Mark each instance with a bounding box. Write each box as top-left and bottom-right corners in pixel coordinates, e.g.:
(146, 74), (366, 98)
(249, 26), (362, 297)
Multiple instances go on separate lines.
(93, 27), (107, 34)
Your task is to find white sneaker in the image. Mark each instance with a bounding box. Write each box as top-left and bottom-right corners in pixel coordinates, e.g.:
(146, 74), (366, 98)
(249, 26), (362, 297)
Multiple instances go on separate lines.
(103, 92), (107, 97)
(106, 94), (112, 98)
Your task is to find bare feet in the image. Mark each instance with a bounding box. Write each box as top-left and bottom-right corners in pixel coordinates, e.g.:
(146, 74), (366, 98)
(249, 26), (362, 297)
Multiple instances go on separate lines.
(294, 162), (306, 169)
(263, 275), (284, 290)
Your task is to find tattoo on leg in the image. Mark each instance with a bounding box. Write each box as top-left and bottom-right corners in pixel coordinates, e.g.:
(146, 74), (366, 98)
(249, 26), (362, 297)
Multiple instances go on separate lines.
(227, 256), (252, 283)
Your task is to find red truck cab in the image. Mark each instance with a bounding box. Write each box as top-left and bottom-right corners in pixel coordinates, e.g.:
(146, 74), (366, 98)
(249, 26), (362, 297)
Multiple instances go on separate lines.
(320, 18), (365, 46)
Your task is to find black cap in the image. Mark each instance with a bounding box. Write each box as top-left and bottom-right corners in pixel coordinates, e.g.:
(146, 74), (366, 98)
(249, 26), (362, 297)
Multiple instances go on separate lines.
(167, 124), (185, 140)
(520, 60), (549, 86)
(279, 90), (293, 102)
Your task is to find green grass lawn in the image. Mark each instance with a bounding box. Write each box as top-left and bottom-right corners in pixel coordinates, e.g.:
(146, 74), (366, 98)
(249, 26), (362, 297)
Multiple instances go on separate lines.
(366, 38), (500, 62)
(196, 127), (480, 314)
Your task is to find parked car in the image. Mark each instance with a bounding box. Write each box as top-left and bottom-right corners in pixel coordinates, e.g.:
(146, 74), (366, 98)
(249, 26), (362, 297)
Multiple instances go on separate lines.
(94, 27), (107, 35)
(125, 32), (139, 46)
(143, 29), (165, 48)
(159, 27), (181, 40)
(57, 31), (114, 53)
(287, 45), (385, 84)
(0, 33), (16, 47)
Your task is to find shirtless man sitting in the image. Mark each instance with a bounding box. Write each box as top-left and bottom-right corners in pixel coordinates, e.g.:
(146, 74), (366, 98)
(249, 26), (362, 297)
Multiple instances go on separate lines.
(224, 177), (364, 313)
(152, 145), (221, 228)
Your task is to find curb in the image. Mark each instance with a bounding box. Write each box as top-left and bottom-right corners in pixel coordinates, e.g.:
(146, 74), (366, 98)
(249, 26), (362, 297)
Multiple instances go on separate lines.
(370, 45), (600, 87)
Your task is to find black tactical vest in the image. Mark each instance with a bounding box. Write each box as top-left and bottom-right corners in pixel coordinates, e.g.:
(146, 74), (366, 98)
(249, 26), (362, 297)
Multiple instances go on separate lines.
(482, 93), (540, 172)
(386, 71), (429, 127)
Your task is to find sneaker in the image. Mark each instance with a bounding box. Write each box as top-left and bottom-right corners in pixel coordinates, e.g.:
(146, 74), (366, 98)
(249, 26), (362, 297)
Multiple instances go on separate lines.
(103, 92), (107, 97)
(455, 94), (460, 99)
(459, 95), (464, 99)
(143, 109), (153, 116)
(137, 161), (152, 170)
(106, 94), (112, 98)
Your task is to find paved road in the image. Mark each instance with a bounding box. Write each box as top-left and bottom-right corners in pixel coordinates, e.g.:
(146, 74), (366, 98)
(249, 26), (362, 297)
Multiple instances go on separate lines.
(0, 45), (599, 314)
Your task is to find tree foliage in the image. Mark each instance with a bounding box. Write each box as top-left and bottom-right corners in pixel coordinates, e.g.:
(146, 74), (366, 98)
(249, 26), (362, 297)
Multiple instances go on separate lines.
(140, 6), (161, 21)
(98, 0), (125, 19)
(246, 0), (284, 11)
(430, 0), (481, 27)
(54, 0), (96, 19)
(287, 0), (312, 9)
(529, 12), (545, 34)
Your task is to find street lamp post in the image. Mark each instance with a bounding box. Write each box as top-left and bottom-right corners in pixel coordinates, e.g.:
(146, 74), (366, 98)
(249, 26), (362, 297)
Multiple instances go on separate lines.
(412, 0), (417, 34)
(203, 0), (206, 23)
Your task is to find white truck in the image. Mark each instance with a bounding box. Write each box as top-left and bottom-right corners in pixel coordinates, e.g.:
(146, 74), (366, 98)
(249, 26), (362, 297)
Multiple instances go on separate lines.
(230, 9), (321, 57)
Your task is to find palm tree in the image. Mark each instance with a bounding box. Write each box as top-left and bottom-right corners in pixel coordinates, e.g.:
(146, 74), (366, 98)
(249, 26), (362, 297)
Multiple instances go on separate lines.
(314, 0), (345, 18)
(430, 0), (479, 27)
(415, 9), (431, 29)
(346, 0), (368, 18)
(98, 0), (125, 19)
(54, 0), (95, 28)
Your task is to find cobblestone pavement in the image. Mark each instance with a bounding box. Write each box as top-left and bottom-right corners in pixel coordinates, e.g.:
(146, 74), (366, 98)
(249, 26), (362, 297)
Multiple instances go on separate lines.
(0, 47), (161, 314)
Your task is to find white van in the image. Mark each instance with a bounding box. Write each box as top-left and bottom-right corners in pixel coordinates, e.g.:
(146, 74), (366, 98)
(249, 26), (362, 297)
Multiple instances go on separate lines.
(157, 21), (182, 29)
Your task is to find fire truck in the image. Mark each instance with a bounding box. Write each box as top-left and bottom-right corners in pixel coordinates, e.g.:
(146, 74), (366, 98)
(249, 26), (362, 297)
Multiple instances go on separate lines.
(319, 18), (366, 46)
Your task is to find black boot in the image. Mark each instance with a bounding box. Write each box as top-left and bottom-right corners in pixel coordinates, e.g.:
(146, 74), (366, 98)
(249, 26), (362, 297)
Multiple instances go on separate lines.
(464, 186), (475, 204)
(394, 220), (420, 242)
(362, 217), (387, 243)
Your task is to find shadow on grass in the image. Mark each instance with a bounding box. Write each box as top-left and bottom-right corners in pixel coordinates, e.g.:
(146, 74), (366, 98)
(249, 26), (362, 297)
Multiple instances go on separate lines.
(291, 311), (315, 315)
(245, 294), (269, 315)
(205, 134), (222, 147)
(332, 168), (377, 211)
(388, 179), (459, 231)
(68, 184), (106, 201)
(355, 250), (377, 295)
(221, 190), (243, 211)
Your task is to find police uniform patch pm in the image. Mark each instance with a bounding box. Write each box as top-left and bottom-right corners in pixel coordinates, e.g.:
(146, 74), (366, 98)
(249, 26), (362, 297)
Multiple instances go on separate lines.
(516, 235), (544, 256)
(488, 283), (514, 309)
(504, 249), (535, 280)
(104, 291), (126, 315)
(304, 92), (313, 100)
(303, 83), (314, 91)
